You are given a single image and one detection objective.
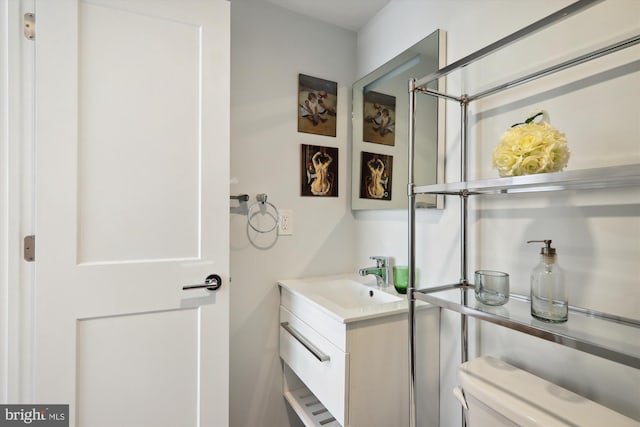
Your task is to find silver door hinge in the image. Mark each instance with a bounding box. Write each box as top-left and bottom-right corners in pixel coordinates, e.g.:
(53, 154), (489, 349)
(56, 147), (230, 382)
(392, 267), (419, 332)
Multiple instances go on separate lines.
(24, 235), (35, 262)
(24, 13), (35, 40)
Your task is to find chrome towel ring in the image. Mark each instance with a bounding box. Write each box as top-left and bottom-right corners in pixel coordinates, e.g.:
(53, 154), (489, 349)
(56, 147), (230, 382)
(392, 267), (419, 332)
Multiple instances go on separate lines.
(247, 193), (279, 233)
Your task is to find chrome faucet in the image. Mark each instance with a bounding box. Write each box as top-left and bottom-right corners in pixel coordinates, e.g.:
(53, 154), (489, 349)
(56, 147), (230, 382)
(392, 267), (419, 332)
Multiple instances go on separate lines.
(359, 256), (390, 287)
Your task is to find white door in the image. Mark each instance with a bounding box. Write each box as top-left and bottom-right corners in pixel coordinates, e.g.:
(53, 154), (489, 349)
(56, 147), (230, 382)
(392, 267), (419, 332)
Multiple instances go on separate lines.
(33, 1), (230, 426)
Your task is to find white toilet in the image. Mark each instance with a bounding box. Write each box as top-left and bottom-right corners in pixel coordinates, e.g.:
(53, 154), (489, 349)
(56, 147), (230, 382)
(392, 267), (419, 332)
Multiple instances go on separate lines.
(454, 356), (639, 427)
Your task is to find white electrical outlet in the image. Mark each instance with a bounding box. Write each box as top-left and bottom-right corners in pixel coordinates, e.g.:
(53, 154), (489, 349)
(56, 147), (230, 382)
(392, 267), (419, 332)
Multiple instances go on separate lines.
(278, 210), (293, 236)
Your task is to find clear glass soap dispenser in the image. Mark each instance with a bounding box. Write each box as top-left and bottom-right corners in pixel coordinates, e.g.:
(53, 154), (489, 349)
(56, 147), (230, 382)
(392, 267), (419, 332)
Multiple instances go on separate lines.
(527, 240), (568, 323)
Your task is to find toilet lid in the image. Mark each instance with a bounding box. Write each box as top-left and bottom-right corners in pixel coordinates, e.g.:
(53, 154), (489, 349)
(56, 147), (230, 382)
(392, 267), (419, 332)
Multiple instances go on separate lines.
(459, 356), (639, 427)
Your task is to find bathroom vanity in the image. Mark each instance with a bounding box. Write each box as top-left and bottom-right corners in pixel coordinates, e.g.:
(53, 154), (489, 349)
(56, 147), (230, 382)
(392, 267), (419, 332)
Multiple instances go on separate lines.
(278, 275), (439, 427)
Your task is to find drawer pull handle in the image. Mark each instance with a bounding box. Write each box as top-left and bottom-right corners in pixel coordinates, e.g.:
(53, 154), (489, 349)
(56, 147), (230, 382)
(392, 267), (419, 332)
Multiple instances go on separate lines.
(281, 321), (330, 362)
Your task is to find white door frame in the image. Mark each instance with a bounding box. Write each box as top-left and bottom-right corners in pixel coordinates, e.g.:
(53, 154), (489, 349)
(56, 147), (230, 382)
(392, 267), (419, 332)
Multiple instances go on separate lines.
(1, 0), (36, 403)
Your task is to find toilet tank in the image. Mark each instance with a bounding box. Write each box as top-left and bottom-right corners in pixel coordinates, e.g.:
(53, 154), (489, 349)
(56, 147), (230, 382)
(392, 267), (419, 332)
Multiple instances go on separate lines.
(456, 356), (639, 427)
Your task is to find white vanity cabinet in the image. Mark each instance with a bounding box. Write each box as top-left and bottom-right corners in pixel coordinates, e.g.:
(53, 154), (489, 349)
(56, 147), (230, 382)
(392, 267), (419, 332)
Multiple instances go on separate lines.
(279, 278), (440, 427)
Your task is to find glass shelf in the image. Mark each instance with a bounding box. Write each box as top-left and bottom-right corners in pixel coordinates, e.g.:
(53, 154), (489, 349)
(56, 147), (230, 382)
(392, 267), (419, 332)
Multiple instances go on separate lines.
(414, 284), (640, 369)
(413, 163), (640, 196)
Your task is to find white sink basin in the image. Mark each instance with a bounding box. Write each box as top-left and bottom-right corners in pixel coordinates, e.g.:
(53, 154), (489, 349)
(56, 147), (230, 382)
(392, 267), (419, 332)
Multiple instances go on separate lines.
(310, 279), (402, 309)
(278, 274), (407, 322)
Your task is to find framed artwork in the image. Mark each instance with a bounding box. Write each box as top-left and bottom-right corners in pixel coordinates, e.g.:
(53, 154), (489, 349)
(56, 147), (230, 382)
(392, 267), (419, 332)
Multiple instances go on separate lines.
(298, 74), (337, 137)
(301, 144), (338, 197)
(363, 91), (396, 146)
(360, 151), (392, 200)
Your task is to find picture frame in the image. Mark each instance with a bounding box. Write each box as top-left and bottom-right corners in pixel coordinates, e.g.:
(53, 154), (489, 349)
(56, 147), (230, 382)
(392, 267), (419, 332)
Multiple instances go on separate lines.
(359, 151), (393, 200)
(298, 74), (337, 137)
(363, 91), (396, 146)
(301, 144), (339, 197)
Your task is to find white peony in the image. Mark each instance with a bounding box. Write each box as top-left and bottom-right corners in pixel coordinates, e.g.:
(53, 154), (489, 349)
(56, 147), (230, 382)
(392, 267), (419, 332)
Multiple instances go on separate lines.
(493, 111), (570, 177)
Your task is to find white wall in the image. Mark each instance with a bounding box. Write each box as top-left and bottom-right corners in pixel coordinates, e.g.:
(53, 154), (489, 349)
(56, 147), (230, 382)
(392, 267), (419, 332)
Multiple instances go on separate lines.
(0, 0), (11, 404)
(1, 0), (35, 403)
(229, 2), (358, 426)
(357, 1), (640, 426)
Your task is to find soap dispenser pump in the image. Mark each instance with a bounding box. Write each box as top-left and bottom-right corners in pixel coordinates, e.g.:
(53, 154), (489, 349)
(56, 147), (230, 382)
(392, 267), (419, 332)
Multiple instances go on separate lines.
(527, 240), (568, 323)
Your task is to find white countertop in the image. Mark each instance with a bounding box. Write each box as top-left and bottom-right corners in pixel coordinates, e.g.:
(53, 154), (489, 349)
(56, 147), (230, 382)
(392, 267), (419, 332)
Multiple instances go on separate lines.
(278, 273), (431, 323)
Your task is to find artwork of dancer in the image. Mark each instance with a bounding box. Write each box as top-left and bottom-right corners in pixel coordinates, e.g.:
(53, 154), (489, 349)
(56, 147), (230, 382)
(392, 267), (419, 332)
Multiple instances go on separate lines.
(363, 91), (395, 146)
(301, 144), (338, 197)
(298, 74), (337, 137)
(360, 151), (392, 201)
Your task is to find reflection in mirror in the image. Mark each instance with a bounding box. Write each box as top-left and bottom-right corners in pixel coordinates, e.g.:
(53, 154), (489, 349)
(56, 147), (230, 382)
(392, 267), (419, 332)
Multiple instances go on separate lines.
(352, 30), (445, 210)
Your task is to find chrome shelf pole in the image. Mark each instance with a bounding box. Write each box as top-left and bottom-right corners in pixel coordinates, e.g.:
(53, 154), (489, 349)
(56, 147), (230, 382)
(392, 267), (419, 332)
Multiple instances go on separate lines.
(407, 78), (418, 427)
(460, 97), (469, 367)
(460, 97), (469, 427)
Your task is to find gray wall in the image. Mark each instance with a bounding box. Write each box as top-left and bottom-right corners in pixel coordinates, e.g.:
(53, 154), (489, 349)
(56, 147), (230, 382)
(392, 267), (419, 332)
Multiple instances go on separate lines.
(229, 1), (640, 426)
(230, 2), (357, 426)
(356, 1), (640, 426)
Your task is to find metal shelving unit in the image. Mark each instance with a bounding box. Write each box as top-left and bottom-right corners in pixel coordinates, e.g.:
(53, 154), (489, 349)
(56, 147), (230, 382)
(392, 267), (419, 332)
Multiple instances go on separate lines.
(415, 284), (640, 369)
(405, 1), (640, 426)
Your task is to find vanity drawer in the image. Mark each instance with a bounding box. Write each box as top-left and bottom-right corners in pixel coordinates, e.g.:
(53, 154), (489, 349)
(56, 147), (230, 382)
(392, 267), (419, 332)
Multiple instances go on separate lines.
(280, 287), (347, 351)
(280, 306), (348, 426)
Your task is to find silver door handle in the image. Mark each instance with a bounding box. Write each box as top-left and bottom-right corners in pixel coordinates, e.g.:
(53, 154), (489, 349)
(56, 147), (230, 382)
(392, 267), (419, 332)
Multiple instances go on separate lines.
(182, 274), (222, 291)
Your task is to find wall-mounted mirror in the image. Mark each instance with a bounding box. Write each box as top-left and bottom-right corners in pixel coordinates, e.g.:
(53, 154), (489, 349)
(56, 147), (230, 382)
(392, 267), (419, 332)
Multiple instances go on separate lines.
(351, 29), (446, 210)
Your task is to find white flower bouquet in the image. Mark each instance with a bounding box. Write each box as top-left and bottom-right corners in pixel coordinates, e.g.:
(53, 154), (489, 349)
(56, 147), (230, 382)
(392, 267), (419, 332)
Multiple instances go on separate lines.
(493, 110), (570, 177)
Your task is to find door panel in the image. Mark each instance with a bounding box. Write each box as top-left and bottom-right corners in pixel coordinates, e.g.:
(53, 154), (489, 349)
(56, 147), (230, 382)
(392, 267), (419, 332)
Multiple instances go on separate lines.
(33, 0), (230, 425)
(76, 309), (199, 427)
(77, 2), (202, 263)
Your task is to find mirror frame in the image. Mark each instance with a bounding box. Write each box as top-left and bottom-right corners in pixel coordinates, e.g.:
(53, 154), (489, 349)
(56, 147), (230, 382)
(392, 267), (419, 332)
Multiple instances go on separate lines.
(351, 29), (446, 210)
